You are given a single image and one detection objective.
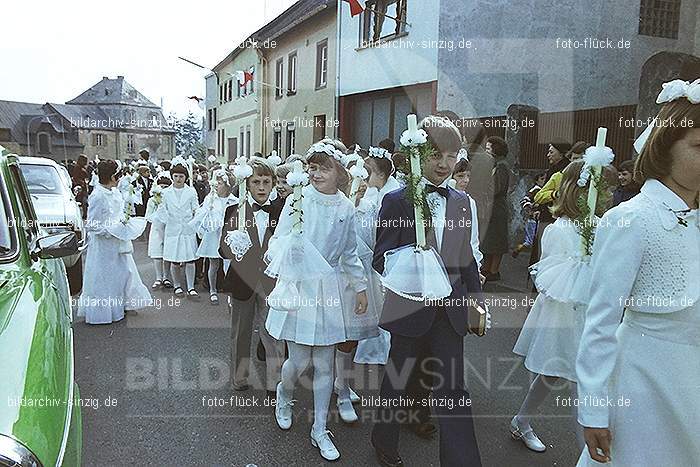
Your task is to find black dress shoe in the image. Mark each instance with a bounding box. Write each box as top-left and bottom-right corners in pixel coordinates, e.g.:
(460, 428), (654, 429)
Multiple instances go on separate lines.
(406, 421), (437, 439)
(371, 438), (403, 467)
(256, 339), (266, 362)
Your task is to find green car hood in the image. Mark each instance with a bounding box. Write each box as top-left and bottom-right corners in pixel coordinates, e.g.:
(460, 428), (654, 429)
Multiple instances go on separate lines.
(0, 263), (73, 466)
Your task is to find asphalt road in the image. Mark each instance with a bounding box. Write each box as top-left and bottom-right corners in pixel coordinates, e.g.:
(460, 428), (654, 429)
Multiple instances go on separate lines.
(74, 240), (581, 466)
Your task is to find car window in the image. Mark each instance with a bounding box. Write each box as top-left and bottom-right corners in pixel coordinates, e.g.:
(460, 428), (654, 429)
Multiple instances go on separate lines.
(0, 173), (17, 257)
(19, 164), (67, 195)
(9, 164), (40, 240)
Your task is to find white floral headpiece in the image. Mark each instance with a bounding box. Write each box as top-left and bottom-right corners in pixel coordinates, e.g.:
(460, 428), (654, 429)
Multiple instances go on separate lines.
(577, 146), (614, 187)
(341, 152), (360, 168)
(158, 170), (172, 180)
(634, 78), (700, 153)
(212, 168), (230, 185)
(369, 146), (391, 160)
(207, 154), (217, 163)
(307, 142), (344, 162)
(457, 148), (469, 162)
(170, 155), (188, 169)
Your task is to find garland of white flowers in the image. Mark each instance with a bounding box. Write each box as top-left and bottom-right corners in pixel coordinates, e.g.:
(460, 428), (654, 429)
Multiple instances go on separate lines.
(286, 160), (308, 234)
(399, 114), (432, 248)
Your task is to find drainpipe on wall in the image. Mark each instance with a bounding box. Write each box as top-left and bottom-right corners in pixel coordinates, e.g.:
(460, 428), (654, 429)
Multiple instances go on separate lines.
(334, 0), (342, 139)
(257, 46), (267, 156)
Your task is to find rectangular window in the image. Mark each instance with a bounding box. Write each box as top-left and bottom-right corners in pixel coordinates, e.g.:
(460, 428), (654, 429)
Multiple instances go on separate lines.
(288, 52), (297, 95)
(363, 0), (407, 45)
(219, 85), (223, 104)
(249, 67), (255, 94)
(126, 134), (135, 153)
(246, 125), (251, 157)
(273, 128), (282, 155)
(237, 78), (242, 98)
(275, 58), (284, 99)
(286, 128), (295, 157)
(92, 133), (105, 147)
(316, 40), (328, 89)
(313, 115), (326, 142)
(638, 0), (681, 39)
(228, 80), (233, 101)
(240, 128), (245, 157)
(37, 133), (51, 154)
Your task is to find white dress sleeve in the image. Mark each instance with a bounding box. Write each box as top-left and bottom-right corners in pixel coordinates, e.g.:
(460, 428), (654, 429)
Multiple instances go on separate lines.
(468, 196), (483, 268)
(145, 198), (158, 222)
(340, 207), (367, 293)
(85, 190), (110, 236)
(265, 195), (294, 262)
(576, 205), (644, 428)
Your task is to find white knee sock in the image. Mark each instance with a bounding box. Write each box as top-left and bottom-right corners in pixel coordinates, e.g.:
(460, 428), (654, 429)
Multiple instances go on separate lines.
(152, 259), (163, 281)
(208, 258), (220, 294)
(162, 260), (172, 282)
(185, 262), (195, 291)
(280, 342), (311, 400)
(311, 345), (335, 434)
(516, 374), (561, 428)
(171, 263), (183, 289)
(334, 349), (353, 402)
(223, 259), (231, 274)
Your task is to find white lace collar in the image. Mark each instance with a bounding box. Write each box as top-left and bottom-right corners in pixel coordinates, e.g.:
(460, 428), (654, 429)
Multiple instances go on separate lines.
(304, 184), (345, 206)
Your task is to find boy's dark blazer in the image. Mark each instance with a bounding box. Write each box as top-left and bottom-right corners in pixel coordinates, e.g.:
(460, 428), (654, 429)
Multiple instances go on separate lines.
(219, 197), (285, 301)
(373, 186), (484, 337)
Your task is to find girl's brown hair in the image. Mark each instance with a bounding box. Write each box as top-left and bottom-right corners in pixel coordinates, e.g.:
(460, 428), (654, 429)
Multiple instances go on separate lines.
(307, 152), (350, 193)
(635, 98), (700, 184)
(551, 160), (618, 219)
(419, 115), (462, 155)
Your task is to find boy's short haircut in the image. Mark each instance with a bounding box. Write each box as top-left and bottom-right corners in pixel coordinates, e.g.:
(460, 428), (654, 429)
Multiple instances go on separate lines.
(619, 159), (635, 173)
(419, 115), (462, 155)
(248, 156), (276, 179)
(275, 163), (292, 180)
(97, 160), (118, 184)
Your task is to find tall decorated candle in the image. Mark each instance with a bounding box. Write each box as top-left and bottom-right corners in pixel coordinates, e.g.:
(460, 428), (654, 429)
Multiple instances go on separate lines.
(577, 127), (615, 255)
(348, 157), (369, 204)
(405, 114), (426, 248)
(288, 160), (306, 234)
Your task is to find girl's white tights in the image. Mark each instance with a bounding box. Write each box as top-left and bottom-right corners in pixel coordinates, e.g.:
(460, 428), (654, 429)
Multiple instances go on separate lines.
(171, 262), (195, 291)
(334, 349), (354, 402)
(279, 342), (335, 434)
(153, 259), (172, 282)
(207, 258), (221, 294)
(516, 374), (585, 449)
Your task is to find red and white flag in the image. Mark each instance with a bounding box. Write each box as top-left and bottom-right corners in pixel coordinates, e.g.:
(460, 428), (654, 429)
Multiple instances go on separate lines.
(343, 0), (366, 17)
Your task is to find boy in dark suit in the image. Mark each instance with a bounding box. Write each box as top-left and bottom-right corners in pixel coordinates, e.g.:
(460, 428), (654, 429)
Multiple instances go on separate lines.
(370, 116), (483, 467)
(219, 158), (285, 398)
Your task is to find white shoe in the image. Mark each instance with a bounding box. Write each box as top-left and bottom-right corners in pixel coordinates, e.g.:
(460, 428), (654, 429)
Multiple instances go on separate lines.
(510, 417), (546, 452)
(337, 398), (358, 423)
(348, 387), (360, 403)
(334, 383), (360, 404)
(275, 383), (295, 430)
(310, 429), (340, 461)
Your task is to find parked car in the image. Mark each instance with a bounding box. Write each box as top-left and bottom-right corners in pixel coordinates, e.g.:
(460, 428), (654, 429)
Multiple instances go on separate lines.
(0, 147), (82, 467)
(18, 156), (86, 295)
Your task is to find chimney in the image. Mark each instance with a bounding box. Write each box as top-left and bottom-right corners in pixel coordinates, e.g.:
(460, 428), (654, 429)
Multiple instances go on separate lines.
(102, 76), (109, 80)
(117, 75), (124, 79)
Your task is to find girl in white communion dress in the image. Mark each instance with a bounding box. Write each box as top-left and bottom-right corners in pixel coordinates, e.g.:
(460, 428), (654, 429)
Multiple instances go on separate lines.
(576, 79), (700, 466)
